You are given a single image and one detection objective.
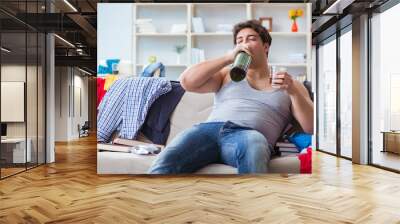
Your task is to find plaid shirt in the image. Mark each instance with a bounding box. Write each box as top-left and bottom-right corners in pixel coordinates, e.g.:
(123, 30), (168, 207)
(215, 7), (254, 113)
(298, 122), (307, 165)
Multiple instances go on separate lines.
(97, 78), (171, 143)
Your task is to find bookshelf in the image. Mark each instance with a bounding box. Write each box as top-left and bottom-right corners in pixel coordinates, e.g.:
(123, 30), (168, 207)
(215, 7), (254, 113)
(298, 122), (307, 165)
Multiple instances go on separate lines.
(132, 3), (312, 81)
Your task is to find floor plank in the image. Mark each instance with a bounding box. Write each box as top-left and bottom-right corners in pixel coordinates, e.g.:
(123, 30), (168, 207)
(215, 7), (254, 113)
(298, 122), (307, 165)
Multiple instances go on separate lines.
(0, 135), (399, 223)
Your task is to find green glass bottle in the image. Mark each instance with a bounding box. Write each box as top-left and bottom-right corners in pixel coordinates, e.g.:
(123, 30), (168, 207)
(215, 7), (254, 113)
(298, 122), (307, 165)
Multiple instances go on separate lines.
(230, 51), (252, 82)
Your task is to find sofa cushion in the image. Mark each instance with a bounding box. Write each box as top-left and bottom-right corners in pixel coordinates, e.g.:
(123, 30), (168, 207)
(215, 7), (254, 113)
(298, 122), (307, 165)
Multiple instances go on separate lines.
(97, 151), (157, 174)
(167, 92), (214, 144)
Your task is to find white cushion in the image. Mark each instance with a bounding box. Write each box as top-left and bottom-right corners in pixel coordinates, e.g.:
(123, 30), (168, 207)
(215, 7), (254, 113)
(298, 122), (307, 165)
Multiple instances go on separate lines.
(167, 92), (214, 144)
(97, 151), (157, 174)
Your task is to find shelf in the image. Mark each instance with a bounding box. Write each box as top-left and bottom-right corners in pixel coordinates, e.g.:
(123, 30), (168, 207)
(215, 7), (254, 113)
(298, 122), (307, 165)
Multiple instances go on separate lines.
(191, 32), (232, 36)
(193, 3), (247, 6)
(136, 64), (187, 68)
(191, 32), (308, 37)
(136, 33), (187, 37)
(252, 3), (307, 7)
(131, 3), (312, 81)
(270, 32), (308, 37)
(136, 3), (188, 6)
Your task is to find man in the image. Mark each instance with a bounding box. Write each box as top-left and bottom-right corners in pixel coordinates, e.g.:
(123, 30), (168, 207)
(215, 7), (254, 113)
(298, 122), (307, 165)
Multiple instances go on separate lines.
(148, 20), (313, 174)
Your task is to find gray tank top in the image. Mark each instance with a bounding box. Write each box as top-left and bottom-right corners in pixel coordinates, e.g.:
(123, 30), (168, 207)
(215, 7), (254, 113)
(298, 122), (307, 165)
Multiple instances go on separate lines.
(206, 79), (293, 146)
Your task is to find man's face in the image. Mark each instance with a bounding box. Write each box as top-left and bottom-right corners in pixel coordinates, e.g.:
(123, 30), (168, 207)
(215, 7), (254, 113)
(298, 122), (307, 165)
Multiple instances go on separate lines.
(235, 28), (270, 63)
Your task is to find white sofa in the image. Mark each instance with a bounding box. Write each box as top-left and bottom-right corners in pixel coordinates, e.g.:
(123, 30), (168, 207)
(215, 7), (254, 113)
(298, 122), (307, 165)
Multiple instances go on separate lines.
(97, 91), (303, 174)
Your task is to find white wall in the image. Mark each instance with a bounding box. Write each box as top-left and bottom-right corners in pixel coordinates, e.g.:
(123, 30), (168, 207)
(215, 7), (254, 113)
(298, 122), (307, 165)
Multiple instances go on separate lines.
(54, 67), (89, 141)
(72, 72), (89, 139)
(55, 67), (68, 141)
(97, 3), (133, 68)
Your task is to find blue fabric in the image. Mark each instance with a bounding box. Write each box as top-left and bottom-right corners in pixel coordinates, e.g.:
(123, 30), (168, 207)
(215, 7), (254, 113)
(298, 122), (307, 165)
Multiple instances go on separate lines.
(106, 59), (120, 71)
(141, 62), (165, 77)
(287, 132), (312, 150)
(148, 121), (273, 174)
(98, 65), (111, 74)
(141, 81), (185, 145)
(98, 59), (120, 75)
(97, 77), (172, 143)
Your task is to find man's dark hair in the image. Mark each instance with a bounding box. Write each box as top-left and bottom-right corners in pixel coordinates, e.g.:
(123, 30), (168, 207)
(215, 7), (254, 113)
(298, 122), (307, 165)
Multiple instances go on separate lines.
(233, 20), (272, 46)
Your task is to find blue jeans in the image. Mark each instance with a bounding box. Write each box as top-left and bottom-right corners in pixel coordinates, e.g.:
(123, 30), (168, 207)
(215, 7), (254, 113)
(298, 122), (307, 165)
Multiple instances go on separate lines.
(148, 121), (273, 174)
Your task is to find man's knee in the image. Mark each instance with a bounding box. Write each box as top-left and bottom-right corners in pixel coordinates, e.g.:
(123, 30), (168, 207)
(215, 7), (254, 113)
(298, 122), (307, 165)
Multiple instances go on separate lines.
(246, 130), (268, 146)
(148, 124), (216, 174)
(236, 130), (268, 157)
(239, 130), (270, 171)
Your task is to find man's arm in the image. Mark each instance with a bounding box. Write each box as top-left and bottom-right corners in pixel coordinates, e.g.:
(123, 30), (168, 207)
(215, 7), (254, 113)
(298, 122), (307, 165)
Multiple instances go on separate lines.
(289, 81), (314, 134)
(271, 73), (314, 134)
(180, 56), (231, 93)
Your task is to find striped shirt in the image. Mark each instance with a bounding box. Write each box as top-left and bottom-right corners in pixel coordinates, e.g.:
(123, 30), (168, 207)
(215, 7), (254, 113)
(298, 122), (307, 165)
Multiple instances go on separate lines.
(97, 78), (171, 143)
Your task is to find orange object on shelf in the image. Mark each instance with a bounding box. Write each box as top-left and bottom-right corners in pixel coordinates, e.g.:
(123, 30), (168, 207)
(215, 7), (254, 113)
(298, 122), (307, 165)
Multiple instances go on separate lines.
(291, 19), (298, 32)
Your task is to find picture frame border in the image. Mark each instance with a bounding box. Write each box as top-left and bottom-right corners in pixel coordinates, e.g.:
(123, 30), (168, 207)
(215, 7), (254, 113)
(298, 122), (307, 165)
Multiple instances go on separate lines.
(259, 17), (273, 32)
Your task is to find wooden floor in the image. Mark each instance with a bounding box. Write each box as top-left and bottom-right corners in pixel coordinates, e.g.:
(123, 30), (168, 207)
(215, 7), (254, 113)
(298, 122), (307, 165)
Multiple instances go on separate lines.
(1, 135), (400, 223)
(372, 150), (400, 171)
(1, 163), (45, 178)
(1, 167), (25, 178)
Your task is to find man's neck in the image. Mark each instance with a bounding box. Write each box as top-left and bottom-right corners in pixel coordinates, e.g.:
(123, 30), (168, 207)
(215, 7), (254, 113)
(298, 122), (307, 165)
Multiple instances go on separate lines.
(244, 62), (274, 90)
(247, 63), (270, 80)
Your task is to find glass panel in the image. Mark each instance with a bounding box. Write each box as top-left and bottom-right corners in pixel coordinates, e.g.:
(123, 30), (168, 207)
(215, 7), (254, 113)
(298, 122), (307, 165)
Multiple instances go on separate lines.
(0, 1), (28, 178)
(318, 37), (337, 154)
(371, 3), (400, 171)
(26, 0), (38, 169)
(27, 30), (38, 169)
(1, 30), (27, 177)
(0, 1), (46, 178)
(340, 29), (352, 158)
(38, 32), (45, 165)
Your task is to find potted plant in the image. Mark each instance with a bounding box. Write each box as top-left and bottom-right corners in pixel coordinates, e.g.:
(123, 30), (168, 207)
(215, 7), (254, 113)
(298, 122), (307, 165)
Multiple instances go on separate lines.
(288, 9), (303, 32)
(174, 44), (186, 64)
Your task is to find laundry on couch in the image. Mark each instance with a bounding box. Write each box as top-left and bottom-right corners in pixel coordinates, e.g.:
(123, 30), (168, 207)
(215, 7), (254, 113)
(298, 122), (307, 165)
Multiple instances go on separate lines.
(97, 77), (172, 143)
(97, 75), (120, 108)
(141, 81), (185, 145)
(103, 74), (119, 91)
(98, 59), (120, 75)
(97, 77), (107, 108)
(141, 62), (166, 78)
